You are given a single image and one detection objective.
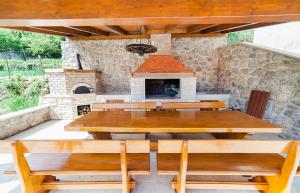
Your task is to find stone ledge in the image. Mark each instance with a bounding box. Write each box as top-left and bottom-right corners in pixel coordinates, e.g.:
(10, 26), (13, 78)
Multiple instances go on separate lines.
(0, 105), (52, 139)
(45, 69), (99, 74)
(222, 42), (300, 60)
(0, 104), (52, 121)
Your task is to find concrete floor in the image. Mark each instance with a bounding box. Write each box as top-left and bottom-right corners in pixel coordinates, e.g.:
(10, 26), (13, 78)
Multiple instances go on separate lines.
(0, 120), (299, 193)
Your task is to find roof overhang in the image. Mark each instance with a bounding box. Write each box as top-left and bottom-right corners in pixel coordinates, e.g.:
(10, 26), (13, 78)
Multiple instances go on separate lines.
(0, 0), (299, 39)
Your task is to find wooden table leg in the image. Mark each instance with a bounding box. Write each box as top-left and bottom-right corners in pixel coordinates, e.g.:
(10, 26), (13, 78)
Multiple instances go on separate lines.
(88, 132), (112, 140)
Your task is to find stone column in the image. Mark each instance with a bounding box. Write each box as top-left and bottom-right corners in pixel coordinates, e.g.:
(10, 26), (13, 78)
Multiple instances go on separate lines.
(151, 34), (172, 55)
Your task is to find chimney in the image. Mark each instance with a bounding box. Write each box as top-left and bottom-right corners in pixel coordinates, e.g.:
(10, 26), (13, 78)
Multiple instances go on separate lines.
(150, 34), (171, 55)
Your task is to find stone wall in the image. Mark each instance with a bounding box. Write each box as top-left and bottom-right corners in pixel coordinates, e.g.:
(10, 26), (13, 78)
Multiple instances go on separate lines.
(171, 37), (225, 92)
(217, 43), (300, 138)
(0, 105), (51, 139)
(62, 36), (226, 93)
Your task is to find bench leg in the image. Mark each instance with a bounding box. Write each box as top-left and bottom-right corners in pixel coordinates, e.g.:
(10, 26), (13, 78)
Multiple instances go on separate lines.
(264, 176), (280, 193)
(21, 175), (56, 193)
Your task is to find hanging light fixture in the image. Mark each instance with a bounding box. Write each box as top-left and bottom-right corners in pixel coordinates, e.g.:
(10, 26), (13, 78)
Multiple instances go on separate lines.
(125, 26), (157, 56)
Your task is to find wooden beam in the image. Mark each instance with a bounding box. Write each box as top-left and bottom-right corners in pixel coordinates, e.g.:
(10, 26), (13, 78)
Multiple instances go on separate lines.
(165, 25), (180, 33)
(187, 24), (217, 33)
(172, 33), (226, 38)
(68, 33), (225, 40)
(101, 26), (127, 35)
(69, 26), (108, 36)
(201, 24), (253, 33)
(68, 34), (150, 40)
(0, 0), (300, 26)
(1, 26), (69, 36)
(221, 23), (282, 33)
(34, 26), (91, 36)
(147, 28), (187, 34)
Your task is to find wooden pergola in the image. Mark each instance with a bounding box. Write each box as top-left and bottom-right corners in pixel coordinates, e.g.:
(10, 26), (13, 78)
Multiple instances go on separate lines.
(0, 0), (300, 40)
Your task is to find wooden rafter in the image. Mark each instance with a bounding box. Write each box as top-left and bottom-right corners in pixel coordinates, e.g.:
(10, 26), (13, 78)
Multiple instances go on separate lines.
(221, 23), (282, 33)
(165, 25), (180, 33)
(101, 26), (127, 35)
(68, 34), (151, 40)
(201, 24), (254, 33)
(187, 24), (218, 33)
(0, 0), (300, 26)
(69, 26), (108, 36)
(34, 26), (91, 36)
(172, 33), (226, 38)
(1, 26), (69, 36)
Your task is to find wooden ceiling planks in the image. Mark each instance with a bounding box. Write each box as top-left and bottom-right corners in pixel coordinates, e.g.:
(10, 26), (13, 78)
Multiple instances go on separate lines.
(0, 0), (296, 39)
(0, 0), (300, 26)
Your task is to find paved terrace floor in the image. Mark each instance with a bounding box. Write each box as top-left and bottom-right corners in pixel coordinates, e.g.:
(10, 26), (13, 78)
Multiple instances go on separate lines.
(0, 120), (299, 193)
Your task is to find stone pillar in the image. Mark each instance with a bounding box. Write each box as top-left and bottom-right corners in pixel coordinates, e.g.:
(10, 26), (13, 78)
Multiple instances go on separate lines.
(151, 34), (171, 55)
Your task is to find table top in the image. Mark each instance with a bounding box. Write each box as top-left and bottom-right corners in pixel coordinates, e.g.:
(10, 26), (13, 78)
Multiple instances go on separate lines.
(65, 110), (282, 133)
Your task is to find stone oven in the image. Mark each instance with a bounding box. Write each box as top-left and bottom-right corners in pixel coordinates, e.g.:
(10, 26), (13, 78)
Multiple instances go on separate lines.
(41, 69), (100, 119)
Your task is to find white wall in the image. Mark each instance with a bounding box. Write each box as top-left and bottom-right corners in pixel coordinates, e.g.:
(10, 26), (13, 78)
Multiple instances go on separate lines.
(253, 22), (300, 55)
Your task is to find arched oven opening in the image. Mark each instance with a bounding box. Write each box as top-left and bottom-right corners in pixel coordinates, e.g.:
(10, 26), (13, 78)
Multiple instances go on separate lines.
(72, 83), (94, 94)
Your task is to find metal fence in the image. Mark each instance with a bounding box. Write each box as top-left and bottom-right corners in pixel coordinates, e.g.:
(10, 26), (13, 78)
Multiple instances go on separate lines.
(0, 50), (61, 78)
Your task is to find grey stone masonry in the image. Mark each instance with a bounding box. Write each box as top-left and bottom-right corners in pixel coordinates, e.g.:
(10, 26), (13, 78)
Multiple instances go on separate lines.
(61, 36), (226, 92)
(217, 43), (300, 138)
(151, 34), (172, 55)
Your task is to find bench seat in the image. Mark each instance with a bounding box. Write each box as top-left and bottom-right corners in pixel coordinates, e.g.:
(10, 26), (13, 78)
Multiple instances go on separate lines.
(157, 153), (300, 176)
(4, 153), (150, 176)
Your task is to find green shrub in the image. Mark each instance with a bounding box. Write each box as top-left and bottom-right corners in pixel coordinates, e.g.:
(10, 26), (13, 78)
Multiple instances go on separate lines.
(26, 78), (48, 96)
(5, 94), (39, 112)
(1, 76), (48, 113)
(3, 76), (26, 95)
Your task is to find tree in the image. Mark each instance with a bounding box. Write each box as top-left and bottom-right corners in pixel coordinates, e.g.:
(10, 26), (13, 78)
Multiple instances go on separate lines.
(21, 33), (63, 57)
(0, 29), (64, 57)
(0, 30), (22, 51)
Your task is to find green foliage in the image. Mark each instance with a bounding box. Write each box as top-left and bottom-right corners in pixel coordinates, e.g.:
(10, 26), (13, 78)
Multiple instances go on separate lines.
(3, 75), (26, 95)
(227, 30), (254, 45)
(0, 76), (48, 113)
(0, 29), (64, 57)
(4, 94), (39, 112)
(21, 33), (63, 57)
(0, 30), (23, 51)
(25, 78), (48, 96)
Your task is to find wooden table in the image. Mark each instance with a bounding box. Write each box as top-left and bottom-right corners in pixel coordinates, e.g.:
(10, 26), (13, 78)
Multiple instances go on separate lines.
(65, 110), (282, 139)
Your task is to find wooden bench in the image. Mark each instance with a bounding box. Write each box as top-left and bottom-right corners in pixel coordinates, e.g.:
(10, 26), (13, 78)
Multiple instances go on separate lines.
(160, 101), (225, 111)
(106, 99), (125, 103)
(0, 140), (150, 193)
(92, 102), (157, 111)
(157, 139), (300, 193)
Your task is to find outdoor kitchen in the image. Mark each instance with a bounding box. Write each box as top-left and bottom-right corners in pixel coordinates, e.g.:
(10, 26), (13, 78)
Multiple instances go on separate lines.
(38, 33), (299, 139)
(41, 34), (230, 119)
